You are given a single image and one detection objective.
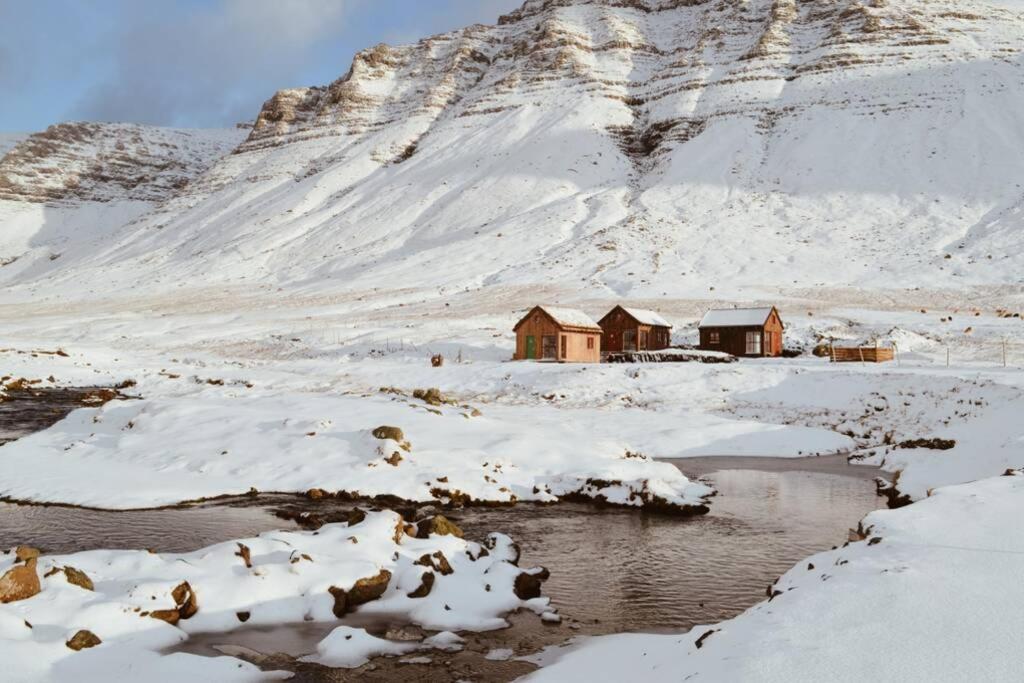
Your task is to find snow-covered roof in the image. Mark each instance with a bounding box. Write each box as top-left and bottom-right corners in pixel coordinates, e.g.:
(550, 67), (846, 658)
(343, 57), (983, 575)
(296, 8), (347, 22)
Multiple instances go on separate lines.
(536, 305), (601, 330)
(620, 307), (672, 328)
(698, 307), (775, 328)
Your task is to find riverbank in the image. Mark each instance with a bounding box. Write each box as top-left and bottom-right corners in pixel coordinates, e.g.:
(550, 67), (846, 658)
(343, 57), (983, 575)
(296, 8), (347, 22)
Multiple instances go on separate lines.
(1, 458), (885, 681)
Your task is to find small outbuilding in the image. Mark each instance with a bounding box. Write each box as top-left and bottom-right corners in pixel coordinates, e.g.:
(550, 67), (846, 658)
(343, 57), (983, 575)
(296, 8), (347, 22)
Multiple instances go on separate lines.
(698, 306), (783, 357)
(513, 305), (602, 362)
(598, 305), (673, 354)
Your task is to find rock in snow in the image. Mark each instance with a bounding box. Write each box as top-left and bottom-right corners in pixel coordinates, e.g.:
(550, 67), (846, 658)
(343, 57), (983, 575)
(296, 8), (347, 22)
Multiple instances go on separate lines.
(0, 511), (550, 681)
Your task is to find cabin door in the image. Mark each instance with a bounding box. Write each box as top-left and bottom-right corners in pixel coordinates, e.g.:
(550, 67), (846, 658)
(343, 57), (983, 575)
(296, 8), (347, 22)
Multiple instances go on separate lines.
(525, 335), (537, 359)
(542, 335), (558, 359)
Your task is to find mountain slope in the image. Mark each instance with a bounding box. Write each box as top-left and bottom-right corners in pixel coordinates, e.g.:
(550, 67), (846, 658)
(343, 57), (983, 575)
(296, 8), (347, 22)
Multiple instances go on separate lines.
(0, 122), (245, 280)
(2, 0), (1023, 302)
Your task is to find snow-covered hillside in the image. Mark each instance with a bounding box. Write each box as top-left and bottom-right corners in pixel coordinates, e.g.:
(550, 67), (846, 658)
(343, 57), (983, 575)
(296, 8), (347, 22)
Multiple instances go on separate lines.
(1, 0), (1023, 302)
(0, 122), (244, 282)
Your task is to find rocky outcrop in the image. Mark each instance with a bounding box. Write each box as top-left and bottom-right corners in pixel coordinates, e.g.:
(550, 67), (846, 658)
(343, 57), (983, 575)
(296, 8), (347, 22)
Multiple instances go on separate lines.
(0, 122), (243, 203)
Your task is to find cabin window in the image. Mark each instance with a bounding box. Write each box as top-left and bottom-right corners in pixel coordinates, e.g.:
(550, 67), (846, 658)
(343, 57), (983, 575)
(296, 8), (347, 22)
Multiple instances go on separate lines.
(542, 335), (557, 359)
(639, 331), (648, 350)
(560, 335), (567, 358)
(745, 331), (762, 355)
(623, 330), (637, 352)
(586, 336), (594, 350)
(708, 331), (720, 345)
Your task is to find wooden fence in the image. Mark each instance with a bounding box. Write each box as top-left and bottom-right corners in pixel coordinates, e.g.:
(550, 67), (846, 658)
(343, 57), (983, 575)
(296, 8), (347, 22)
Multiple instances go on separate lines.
(829, 346), (895, 363)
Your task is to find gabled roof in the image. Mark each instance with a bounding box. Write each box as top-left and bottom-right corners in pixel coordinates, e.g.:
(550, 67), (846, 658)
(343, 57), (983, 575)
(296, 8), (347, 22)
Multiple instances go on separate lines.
(620, 307), (672, 328)
(515, 305), (602, 332)
(598, 305), (672, 328)
(698, 307), (778, 328)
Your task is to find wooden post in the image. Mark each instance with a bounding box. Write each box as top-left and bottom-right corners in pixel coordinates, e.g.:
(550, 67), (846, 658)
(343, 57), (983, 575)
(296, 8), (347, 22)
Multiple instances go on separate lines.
(859, 347), (865, 365)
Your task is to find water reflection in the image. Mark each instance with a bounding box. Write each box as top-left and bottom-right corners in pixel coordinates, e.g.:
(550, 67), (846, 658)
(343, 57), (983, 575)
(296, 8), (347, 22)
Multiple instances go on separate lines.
(0, 462), (882, 636)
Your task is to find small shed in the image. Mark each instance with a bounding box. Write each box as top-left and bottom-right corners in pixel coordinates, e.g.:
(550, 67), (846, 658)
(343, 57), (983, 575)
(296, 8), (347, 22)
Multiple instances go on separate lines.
(698, 306), (783, 357)
(598, 305), (673, 354)
(513, 305), (602, 363)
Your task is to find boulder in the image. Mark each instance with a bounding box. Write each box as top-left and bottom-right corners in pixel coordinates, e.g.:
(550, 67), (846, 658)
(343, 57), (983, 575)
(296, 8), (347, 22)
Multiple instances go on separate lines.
(513, 570), (548, 600)
(0, 559), (40, 603)
(415, 515), (463, 539)
(66, 629), (102, 651)
(372, 425), (405, 441)
(306, 488), (328, 500)
(328, 569), (392, 617)
(348, 569), (392, 606)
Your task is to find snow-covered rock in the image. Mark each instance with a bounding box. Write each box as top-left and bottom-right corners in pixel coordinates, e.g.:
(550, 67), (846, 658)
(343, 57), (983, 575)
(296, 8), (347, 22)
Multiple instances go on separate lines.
(0, 510), (548, 681)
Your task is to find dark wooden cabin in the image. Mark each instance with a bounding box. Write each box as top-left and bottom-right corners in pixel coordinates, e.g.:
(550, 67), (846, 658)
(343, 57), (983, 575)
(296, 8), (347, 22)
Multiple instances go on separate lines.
(513, 305), (602, 363)
(598, 305), (672, 354)
(698, 307), (784, 357)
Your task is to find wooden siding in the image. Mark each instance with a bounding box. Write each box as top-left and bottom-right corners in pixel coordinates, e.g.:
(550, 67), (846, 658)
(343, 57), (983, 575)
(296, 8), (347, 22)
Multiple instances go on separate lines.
(513, 308), (601, 363)
(598, 306), (671, 354)
(830, 347), (894, 363)
(698, 307), (784, 357)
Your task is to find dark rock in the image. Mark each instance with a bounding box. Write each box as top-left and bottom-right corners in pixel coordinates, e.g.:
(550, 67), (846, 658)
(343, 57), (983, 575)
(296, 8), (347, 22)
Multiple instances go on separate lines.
(513, 572), (545, 600)
(66, 629), (102, 651)
(372, 425), (405, 441)
(415, 551), (453, 576)
(695, 629), (717, 649)
(407, 571), (435, 598)
(236, 611), (251, 622)
(63, 566), (94, 591)
(415, 515), (464, 539)
(330, 569), (393, 617)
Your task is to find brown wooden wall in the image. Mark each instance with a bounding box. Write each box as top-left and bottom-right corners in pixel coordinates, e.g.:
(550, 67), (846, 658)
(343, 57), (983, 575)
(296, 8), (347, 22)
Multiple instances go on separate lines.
(514, 311), (600, 363)
(599, 309), (671, 354)
(699, 312), (784, 357)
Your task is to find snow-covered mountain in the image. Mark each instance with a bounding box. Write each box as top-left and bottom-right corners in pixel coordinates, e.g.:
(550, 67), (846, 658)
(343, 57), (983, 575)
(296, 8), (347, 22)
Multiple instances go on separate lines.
(2, 0), (1023, 302)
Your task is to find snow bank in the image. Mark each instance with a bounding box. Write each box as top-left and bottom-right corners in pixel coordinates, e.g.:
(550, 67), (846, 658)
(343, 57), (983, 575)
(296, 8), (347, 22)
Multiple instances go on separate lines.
(0, 511), (548, 681)
(526, 470), (1024, 682)
(0, 388), (713, 511)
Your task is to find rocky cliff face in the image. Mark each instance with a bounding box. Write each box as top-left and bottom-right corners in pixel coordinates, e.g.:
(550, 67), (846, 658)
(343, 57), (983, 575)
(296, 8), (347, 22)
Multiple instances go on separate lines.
(2, 0), (1023, 299)
(0, 122), (243, 203)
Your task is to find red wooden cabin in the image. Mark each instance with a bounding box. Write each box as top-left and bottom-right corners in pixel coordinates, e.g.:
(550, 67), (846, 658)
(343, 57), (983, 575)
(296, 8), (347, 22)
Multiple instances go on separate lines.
(598, 305), (672, 354)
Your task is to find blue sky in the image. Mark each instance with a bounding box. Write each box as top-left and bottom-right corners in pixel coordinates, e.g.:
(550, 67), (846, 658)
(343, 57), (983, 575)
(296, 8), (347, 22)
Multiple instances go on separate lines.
(0, 0), (522, 133)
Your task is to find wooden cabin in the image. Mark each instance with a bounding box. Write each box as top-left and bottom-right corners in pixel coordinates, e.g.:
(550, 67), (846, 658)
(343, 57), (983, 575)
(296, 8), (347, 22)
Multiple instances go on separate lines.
(513, 305), (602, 363)
(698, 307), (784, 357)
(598, 305), (673, 354)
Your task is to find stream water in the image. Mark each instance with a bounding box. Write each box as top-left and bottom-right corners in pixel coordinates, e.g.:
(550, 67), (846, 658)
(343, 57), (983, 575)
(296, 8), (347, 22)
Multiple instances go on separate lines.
(0, 387), (885, 680)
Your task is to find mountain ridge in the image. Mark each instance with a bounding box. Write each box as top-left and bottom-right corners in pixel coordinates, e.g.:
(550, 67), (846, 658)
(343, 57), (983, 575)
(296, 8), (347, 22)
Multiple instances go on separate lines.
(1, 0), (1023, 303)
